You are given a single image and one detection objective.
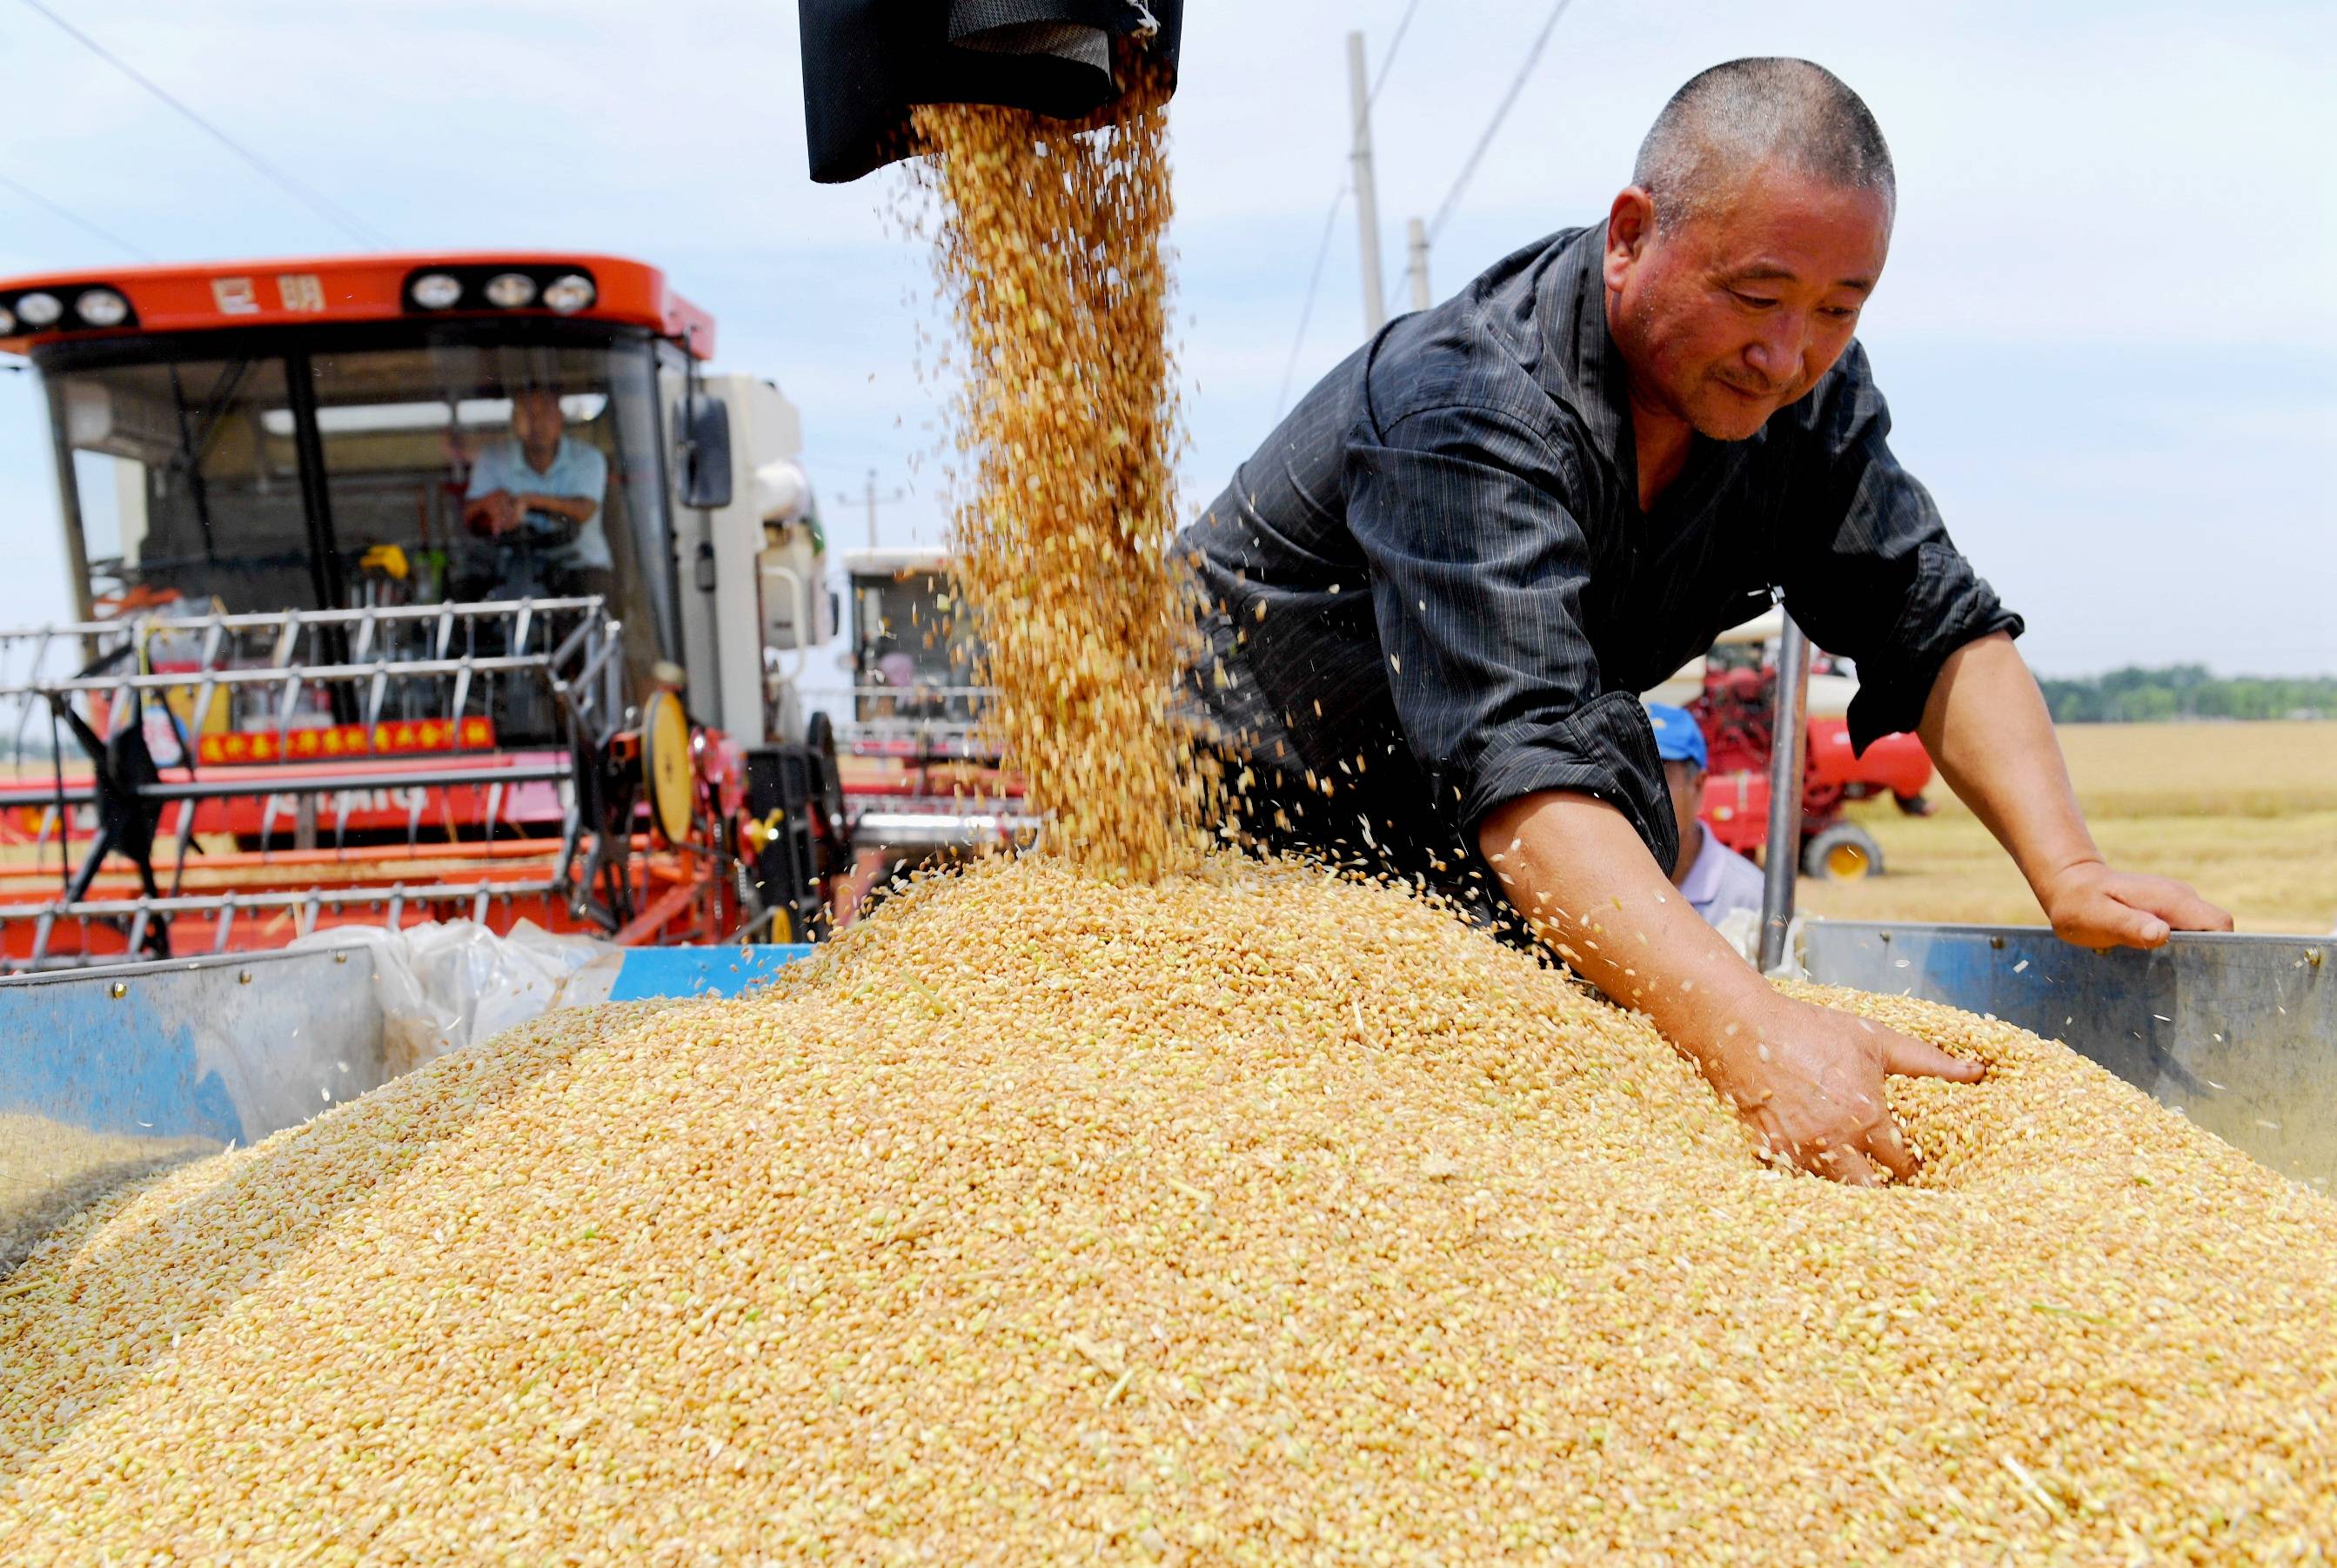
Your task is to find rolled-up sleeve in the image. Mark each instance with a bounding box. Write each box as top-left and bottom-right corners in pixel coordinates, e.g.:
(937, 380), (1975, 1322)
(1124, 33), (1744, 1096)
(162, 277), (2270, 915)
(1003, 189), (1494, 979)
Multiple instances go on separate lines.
(1780, 358), (2024, 751)
(1347, 403), (1677, 868)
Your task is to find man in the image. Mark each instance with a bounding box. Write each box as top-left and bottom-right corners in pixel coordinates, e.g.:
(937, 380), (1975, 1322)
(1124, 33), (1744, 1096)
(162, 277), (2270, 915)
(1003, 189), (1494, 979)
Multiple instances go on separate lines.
(462, 388), (612, 596)
(1183, 58), (2230, 1185)
(1644, 702), (1764, 928)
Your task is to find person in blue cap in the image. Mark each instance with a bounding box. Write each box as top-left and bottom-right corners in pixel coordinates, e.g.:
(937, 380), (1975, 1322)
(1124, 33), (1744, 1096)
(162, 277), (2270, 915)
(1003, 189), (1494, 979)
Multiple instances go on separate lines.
(1645, 703), (1765, 929)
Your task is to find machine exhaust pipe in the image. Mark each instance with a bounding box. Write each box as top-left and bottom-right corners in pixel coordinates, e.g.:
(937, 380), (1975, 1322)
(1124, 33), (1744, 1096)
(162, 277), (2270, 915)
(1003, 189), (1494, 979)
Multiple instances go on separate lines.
(799, 0), (1185, 183)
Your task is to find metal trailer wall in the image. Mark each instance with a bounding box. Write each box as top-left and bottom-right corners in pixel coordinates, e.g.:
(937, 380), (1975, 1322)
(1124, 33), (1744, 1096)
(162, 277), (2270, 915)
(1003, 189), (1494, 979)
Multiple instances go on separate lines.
(1802, 923), (2334, 1188)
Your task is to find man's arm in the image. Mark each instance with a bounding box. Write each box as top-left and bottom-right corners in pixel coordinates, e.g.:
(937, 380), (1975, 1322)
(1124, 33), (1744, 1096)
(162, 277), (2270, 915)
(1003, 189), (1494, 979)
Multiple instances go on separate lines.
(1481, 790), (1981, 1186)
(512, 493), (598, 526)
(1919, 631), (2231, 946)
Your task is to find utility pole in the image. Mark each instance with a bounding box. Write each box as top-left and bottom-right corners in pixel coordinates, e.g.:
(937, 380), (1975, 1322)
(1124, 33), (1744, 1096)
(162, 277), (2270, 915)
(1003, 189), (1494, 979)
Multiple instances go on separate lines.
(1405, 217), (1431, 312)
(838, 469), (907, 550)
(1346, 30), (1387, 335)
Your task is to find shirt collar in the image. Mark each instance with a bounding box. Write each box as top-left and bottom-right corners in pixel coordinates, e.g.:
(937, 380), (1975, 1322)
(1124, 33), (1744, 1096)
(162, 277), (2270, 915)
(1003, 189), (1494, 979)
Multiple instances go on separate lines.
(1676, 821), (1727, 906)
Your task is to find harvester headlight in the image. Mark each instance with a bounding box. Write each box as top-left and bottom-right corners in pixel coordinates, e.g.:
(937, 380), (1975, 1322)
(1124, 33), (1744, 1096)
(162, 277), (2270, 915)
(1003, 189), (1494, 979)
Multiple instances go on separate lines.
(484, 271), (538, 308)
(541, 273), (595, 314)
(0, 305), (15, 336)
(16, 291), (63, 327)
(75, 288), (130, 328)
(409, 272), (463, 310)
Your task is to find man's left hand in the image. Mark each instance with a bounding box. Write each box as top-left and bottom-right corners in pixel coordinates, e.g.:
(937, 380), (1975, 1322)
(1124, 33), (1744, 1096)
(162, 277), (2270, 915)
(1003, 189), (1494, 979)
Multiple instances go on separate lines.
(2038, 859), (2233, 950)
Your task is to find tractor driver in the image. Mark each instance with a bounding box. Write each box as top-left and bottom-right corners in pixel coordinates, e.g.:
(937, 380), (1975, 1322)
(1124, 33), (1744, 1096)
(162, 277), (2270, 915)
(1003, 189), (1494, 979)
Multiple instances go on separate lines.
(462, 387), (613, 599)
(1182, 57), (2232, 1186)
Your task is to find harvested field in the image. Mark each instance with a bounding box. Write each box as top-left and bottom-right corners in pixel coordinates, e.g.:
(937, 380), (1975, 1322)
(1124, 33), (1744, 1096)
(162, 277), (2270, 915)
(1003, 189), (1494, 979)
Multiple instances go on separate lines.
(2054, 720), (2337, 820)
(1801, 722), (2337, 933)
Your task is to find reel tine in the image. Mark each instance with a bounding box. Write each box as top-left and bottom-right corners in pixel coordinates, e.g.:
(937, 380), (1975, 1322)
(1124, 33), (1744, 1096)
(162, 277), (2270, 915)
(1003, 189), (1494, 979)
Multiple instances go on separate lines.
(170, 800), (196, 897)
(449, 659), (473, 735)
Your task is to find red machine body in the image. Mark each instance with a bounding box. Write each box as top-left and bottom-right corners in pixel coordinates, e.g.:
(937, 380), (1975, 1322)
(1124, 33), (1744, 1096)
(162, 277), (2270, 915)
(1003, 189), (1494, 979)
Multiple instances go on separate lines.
(1688, 656), (1933, 879)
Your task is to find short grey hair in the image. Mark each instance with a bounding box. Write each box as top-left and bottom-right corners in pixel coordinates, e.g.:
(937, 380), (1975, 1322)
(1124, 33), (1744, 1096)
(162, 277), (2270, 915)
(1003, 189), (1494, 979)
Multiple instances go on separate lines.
(1632, 58), (1894, 230)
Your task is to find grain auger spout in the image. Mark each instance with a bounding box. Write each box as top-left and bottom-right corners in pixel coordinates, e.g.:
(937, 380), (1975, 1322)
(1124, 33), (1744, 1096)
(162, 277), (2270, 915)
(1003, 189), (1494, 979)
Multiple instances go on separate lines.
(798, 0), (1185, 183)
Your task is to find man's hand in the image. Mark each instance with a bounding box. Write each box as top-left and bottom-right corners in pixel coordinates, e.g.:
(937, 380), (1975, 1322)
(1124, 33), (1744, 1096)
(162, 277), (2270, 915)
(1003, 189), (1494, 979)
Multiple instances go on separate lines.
(1695, 992), (1982, 1186)
(465, 490), (519, 536)
(2035, 858), (2233, 950)
(1483, 790), (1983, 1187)
(1919, 635), (2238, 949)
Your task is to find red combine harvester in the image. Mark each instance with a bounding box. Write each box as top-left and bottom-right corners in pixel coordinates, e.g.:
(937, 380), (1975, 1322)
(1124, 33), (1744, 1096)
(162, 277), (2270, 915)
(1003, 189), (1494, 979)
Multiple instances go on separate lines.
(1651, 609), (1934, 880)
(0, 253), (848, 968)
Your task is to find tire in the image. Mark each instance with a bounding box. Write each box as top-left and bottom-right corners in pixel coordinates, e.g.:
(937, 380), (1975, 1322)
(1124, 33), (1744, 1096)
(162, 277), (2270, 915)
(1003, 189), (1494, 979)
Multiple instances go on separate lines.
(1801, 821), (1884, 881)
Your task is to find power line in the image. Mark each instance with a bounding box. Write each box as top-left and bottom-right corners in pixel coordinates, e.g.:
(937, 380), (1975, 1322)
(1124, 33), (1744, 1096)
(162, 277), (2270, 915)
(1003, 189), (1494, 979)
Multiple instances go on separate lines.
(1272, 0), (1423, 419)
(1425, 0), (1578, 244)
(0, 172), (151, 261)
(1368, 0), (1423, 107)
(17, 0), (393, 251)
(1274, 184), (1349, 419)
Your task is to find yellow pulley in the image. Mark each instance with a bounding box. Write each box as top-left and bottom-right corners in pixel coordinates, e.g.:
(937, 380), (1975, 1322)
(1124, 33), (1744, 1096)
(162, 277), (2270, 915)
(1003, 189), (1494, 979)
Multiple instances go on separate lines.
(639, 687), (695, 846)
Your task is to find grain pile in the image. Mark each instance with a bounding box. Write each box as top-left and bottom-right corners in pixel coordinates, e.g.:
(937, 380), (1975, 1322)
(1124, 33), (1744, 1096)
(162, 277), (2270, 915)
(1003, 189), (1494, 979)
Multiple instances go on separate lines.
(0, 1115), (217, 1277)
(3, 854), (2334, 1562)
(909, 74), (1208, 879)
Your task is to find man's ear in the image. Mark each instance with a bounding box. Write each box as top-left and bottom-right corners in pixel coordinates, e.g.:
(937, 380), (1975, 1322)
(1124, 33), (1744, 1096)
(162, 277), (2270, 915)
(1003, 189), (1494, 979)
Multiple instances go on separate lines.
(1604, 187), (1656, 292)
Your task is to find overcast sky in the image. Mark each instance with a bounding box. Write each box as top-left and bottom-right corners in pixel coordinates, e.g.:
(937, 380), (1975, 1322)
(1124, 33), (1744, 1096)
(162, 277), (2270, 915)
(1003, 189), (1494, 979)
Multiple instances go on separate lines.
(2, 0), (2331, 676)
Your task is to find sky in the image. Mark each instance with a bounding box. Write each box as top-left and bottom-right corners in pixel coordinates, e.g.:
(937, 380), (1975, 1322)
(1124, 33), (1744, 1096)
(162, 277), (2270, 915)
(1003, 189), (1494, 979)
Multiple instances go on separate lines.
(2, 0), (2332, 683)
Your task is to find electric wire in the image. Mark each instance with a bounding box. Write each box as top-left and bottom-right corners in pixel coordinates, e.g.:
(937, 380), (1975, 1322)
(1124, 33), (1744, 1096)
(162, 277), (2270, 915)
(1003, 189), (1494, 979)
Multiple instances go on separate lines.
(1424, 0), (1578, 245)
(17, 0), (393, 250)
(1273, 0), (1423, 418)
(0, 172), (151, 262)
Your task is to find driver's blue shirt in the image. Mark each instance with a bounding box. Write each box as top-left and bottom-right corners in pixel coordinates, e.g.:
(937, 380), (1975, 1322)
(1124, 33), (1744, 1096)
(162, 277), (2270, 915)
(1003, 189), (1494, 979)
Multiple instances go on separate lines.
(465, 434), (611, 570)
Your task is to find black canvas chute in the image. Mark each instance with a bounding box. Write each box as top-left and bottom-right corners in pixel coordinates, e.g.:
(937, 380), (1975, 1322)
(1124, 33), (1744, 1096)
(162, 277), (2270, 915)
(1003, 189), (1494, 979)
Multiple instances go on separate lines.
(798, 0), (1184, 183)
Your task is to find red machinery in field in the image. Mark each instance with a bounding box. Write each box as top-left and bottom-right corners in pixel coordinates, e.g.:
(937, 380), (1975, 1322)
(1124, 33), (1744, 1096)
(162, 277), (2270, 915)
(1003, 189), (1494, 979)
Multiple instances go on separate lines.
(0, 253), (847, 968)
(1665, 613), (1935, 880)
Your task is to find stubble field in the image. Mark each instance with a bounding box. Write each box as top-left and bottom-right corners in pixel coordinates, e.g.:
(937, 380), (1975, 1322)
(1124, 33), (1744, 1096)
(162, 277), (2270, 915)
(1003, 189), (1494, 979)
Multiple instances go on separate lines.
(1797, 720), (2337, 934)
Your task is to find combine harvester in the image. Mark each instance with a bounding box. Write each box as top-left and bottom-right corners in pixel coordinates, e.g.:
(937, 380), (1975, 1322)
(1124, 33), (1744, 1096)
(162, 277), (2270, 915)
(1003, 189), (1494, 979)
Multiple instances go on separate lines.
(0, 251), (855, 964)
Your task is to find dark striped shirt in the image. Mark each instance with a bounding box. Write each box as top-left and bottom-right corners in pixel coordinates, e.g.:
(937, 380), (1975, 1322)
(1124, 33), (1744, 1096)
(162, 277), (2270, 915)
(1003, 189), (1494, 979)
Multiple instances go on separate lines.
(1182, 222), (2019, 904)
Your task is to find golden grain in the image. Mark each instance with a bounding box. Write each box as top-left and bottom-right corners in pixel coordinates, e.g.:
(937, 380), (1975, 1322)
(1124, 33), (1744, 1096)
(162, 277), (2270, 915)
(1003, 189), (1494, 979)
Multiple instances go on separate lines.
(1, 856), (2332, 1562)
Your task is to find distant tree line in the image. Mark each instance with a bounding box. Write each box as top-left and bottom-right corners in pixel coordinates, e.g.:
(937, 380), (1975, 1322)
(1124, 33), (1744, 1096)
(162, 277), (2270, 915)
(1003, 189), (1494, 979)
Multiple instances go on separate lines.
(2036, 665), (2337, 723)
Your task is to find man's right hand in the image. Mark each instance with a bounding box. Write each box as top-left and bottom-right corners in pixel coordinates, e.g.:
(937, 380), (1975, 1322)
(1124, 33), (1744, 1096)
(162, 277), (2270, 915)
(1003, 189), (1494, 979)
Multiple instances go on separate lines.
(1694, 992), (1983, 1185)
(1482, 789), (1985, 1189)
(465, 490), (519, 536)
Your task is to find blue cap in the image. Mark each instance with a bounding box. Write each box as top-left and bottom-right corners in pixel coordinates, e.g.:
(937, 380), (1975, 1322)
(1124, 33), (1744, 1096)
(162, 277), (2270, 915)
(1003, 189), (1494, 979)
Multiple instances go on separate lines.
(1644, 702), (1708, 769)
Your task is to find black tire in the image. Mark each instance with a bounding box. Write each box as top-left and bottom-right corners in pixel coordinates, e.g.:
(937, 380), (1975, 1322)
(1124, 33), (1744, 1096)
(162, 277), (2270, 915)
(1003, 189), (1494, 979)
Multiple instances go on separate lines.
(1801, 821), (1885, 881)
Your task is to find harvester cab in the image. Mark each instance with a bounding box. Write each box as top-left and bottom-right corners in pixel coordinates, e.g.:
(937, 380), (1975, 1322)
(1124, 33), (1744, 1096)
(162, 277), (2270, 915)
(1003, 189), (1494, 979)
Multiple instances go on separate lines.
(0, 255), (844, 967)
